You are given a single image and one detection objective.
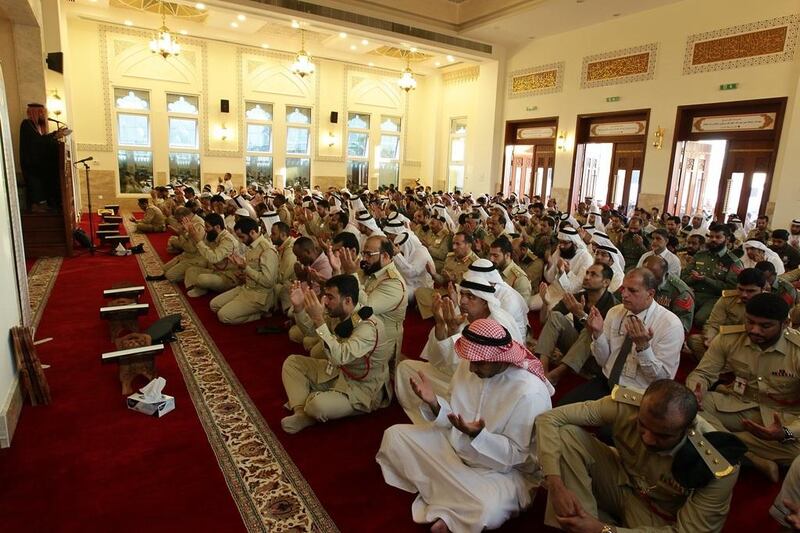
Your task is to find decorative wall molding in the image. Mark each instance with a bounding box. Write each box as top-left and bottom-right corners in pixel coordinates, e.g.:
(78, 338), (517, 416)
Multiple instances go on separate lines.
(507, 61), (564, 98)
(683, 14), (800, 75)
(580, 43), (658, 89)
(443, 65), (480, 85)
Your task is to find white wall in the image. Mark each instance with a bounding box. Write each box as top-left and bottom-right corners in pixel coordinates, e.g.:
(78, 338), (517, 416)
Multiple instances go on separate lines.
(502, 0), (800, 226)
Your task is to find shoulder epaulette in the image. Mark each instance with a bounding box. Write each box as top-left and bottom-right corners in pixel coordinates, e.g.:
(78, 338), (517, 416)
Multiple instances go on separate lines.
(687, 427), (735, 478)
(719, 324), (746, 334)
(610, 385), (644, 406)
(721, 289), (739, 298)
(784, 328), (800, 348)
(446, 251), (455, 257)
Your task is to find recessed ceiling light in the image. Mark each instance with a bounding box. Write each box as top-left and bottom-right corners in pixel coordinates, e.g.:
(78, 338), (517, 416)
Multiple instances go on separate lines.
(410, 47), (417, 53)
(195, 2), (206, 9)
(237, 14), (246, 21)
(339, 32), (347, 38)
(230, 22), (239, 28)
(261, 43), (270, 49)
(434, 61), (441, 66)
(446, 55), (455, 62)
(180, 30), (188, 35)
(349, 44), (357, 50)
(368, 62), (374, 67)
(123, 20), (133, 26)
(361, 39), (369, 45)
(291, 20), (300, 29)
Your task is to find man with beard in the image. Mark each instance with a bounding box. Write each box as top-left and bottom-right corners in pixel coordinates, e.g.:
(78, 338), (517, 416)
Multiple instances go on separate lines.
(789, 219), (800, 250)
(513, 237), (545, 290)
(154, 207), (207, 282)
(619, 217), (650, 272)
(327, 210), (359, 242)
(426, 215), (453, 272)
(489, 236), (531, 302)
(678, 233), (705, 270)
(280, 276), (393, 433)
(681, 224), (743, 326)
(395, 278), (523, 424)
(532, 226), (594, 311)
(417, 232), (479, 319)
(605, 214), (626, 247)
(209, 217), (279, 324)
(269, 221), (296, 316)
(687, 293), (800, 482)
(131, 197), (166, 233)
(771, 229), (800, 271)
(183, 213), (240, 298)
(747, 214), (771, 243)
(19, 103), (68, 211)
(537, 379), (743, 533)
(665, 215), (685, 249)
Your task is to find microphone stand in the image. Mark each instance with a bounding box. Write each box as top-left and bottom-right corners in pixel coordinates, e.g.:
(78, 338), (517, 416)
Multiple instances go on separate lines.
(80, 159), (96, 255)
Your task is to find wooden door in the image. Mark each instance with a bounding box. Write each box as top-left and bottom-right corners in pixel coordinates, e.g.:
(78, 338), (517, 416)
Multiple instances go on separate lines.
(609, 142), (644, 215)
(510, 150), (533, 198)
(532, 146), (554, 199)
(717, 140), (774, 223)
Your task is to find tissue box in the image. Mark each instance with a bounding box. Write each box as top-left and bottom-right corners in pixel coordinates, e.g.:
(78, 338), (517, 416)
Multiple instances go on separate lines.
(126, 393), (175, 417)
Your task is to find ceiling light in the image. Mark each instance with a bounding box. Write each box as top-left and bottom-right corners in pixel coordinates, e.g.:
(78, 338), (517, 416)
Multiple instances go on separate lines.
(194, 2), (206, 9)
(368, 62), (374, 67)
(180, 30), (188, 35)
(410, 47), (417, 53)
(349, 44), (357, 50)
(291, 29), (315, 78)
(339, 32), (347, 38)
(361, 39), (369, 45)
(261, 43), (270, 49)
(124, 20), (133, 26)
(149, 4), (180, 59)
(434, 61), (441, 66)
(397, 53), (417, 92)
(237, 14), (246, 21)
(230, 22), (238, 28)
(446, 55), (455, 62)
(291, 20), (300, 29)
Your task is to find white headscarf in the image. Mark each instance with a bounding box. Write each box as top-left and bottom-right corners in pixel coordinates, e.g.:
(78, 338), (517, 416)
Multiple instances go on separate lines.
(356, 211), (385, 237)
(458, 278), (524, 343)
(260, 211), (280, 234)
(743, 239), (785, 275)
(463, 261), (529, 338)
(557, 226), (587, 251)
(433, 204), (458, 233)
(591, 232), (626, 271)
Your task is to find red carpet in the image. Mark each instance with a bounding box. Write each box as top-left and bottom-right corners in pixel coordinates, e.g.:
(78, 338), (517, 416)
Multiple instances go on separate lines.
(144, 229), (782, 533)
(0, 219), (244, 532)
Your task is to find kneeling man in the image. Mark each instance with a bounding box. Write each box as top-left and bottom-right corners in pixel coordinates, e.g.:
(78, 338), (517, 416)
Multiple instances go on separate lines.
(377, 319), (554, 533)
(281, 275), (392, 433)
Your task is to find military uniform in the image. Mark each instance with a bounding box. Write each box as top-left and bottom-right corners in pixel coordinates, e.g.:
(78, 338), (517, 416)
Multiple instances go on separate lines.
(501, 260), (531, 302)
(414, 226), (435, 246)
(746, 227), (771, 243)
(184, 229), (239, 294)
(415, 251), (479, 319)
(687, 327), (800, 465)
(520, 250), (545, 289)
(163, 214), (207, 282)
(681, 248), (743, 326)
(209, 235), (279, 324)
(277, 204), (293, 226)
(536, 386), (740, 532)
(275, 236), (297, 313)
(358, 262), (408, 364)
(135, 205), (166, 232)
(427, 229), (452, 272)
(619, 231), (649, 272)
(654, 274), (695, 333)
(282, 305), (394, 425)
(687, 289), (745, 360)
(606, 226), (625, 247)
(779, 269), (800, 326)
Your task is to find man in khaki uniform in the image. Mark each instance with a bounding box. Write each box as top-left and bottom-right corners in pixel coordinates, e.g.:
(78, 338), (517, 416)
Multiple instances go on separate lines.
(687, 268), (766, 361)
(281, 275), (393, 433)
(161, 207), (207, 282)
(416, 232), (479, 319)
(537, 380), (742, 533)
(687, 292), (800, 482)
(779, 265), (800, 326)
(183, 213), (239, 298)
(209, 217), (279, 324)
(513, 238), (545, 289)
(426, 216), (452, 272)
(489, 235), (531, 302)
(271, 221), (296, 314)
(131, 198), (166, 233)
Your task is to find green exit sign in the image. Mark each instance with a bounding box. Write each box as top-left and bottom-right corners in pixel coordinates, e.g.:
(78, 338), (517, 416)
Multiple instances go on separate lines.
(606, 96), (620, 102)
(720, 83), (738, 90)
(526, 106), (538, 112)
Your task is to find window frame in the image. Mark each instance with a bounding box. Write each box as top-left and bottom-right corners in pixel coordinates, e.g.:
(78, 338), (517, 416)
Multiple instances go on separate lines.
(244, 101), (275, 187)
(285, 105), (312, 188)
(166, 92), (201, 189)
(113, 86), (154, 196)
(448, 116), (468, 191)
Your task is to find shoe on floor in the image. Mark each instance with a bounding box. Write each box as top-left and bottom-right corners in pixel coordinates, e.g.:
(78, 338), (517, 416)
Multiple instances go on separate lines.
(187, 287), (207, 298)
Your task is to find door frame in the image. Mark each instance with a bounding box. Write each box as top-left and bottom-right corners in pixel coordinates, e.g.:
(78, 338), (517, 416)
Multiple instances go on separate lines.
(502, 116), (559, 197)
(569, 108), (651, 213)
(664, 97), (788, 218)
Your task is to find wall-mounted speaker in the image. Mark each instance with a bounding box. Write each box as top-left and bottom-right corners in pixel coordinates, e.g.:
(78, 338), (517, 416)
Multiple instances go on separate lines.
(330, 111), (338, 124)
(220, 99), (230, 113)
(46, 52), (63, 74)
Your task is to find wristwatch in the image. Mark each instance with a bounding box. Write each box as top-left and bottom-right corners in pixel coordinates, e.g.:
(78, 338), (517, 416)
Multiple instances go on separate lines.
(600, 525), (615, 533)
(781, 426), (796, 444)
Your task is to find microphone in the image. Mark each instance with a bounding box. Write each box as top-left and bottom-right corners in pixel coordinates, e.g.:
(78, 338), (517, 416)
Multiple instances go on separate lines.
(75, 156), (93, 164)
(48, 117), (67, 126)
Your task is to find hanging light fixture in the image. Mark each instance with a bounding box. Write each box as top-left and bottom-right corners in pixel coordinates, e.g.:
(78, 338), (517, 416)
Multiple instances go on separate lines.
(149, 2), (181, 59)
(291, 29), (315, 78)
(397, 52), (417, 92)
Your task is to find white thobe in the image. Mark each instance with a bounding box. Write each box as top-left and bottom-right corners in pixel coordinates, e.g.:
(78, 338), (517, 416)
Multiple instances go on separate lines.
(591, 299), (683, 390)
(393, 248), (434, 303)
(493, 283), (529, 339)
(789, 233), (800, 250)
(543, 247), (593, 302)
(637, 248), (682, 278)
(742, 248), (786, 275)
(377, 361), (553, 533)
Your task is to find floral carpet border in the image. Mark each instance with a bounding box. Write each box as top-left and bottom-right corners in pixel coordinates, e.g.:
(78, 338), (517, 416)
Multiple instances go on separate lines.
(27, 257), (63, 330)
(126, 223), (338, 533)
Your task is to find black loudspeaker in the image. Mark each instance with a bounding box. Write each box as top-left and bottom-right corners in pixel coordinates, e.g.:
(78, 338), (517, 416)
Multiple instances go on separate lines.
(220, 99), (230, 113)
(46, 52), (63, 74)
(330, 111), (338, 123)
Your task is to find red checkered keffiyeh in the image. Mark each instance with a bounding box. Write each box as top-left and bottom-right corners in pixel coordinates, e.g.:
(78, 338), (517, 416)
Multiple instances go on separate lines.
(454, 319), (548, 383)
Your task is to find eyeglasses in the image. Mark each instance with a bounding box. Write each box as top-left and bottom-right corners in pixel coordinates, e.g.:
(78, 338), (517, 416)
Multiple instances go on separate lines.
(363, 251), (381, 257)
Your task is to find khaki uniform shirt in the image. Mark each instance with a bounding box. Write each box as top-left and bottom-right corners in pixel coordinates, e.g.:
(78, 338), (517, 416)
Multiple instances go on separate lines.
(746, 228), (771, 243)
(295, 305), (393, 411)
(141, 205), (166, 229)
(606, 226), (625, 247)
(196, 229), (238, 278)
(520, 250), (545, 289)
(687, 328), (800, 434)
(358, 262), (408, 358)
(502, 261), (532, 302)
(536, 390), (739, 532)
(427, 229), (452, 270)
(441, 251), (479, 285)
(655, 274), (695, 333)
(703, 290), (746, 342)
(241, 235), (280, 307)
(276, 237), (297, 287)
(277, 204), (293, 226)
(175, 214), (206, 256)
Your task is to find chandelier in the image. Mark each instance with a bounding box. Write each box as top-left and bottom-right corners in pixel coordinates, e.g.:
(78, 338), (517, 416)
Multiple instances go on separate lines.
(149, 3), (180, 59)
(397, 53), (417, 92)
(291, 29), (315, 78)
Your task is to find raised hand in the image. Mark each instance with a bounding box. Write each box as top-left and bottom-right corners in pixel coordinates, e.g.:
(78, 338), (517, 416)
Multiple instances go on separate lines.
(623, 315), (653, 350)
(742, 412), (785, 441)
(326, 245), (342, 274)
(410, 371), (438, 411)
(585, 306), (604, 338)
(302, 286), (326, 325)
(442, 297), (466, 337)
(340, 246), (359, 274)
(558, 257), (570, 274)
(562, 292), (586, 317)
(538, 281), (549, 302)
(289, 281), (305, 311)
(693, 383), (704, 410)
(447, 413), (485, 438)
(446, 281), (459, 304)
